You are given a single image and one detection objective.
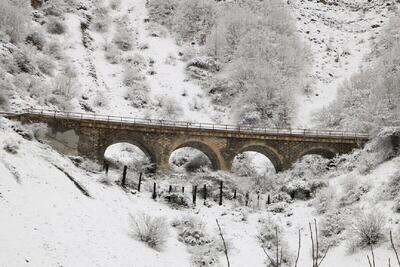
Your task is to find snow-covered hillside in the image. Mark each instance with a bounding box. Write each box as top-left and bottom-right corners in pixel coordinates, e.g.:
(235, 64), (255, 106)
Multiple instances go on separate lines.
(290, 0), (399, 126)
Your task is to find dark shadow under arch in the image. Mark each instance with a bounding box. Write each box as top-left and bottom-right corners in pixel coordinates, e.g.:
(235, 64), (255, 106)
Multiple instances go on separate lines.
(235, 145), (284, 172)
(299, 147), (338, 160)
(172, 141), (221, 171)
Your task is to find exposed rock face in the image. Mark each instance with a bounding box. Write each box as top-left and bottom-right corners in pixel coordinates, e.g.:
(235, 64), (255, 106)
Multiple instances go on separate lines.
(31, 0), (43, 9)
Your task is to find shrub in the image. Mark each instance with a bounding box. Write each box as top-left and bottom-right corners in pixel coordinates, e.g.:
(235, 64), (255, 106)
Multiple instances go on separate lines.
(113, 24), (135, 51)
(36, 54), (56, 76)
(184, 154), (211, 173)
(348, 210), (386, 251)
(386, 171), (400, 200)
(3, 138), (19, 154)
(44, 41), (64, 59)
(320, 210), (346, 239)
(129, 213), (169, 250)
(26, 30), (47, 51)
(104, 44), (120, 64)
(47, 17), (67, 34)
(98, 174), (113, 186)
(314, 187), (337, 214)
(91, 6), (110, 33)
(339, 178), (370, 207)
(93, 91), (108, 107)
(146, 0), (179, 28)
(109, 0), (121, 10)
(0, 0), (31, 43)
(173, 216), (212, 246)
(123, 67), (146, 87)
(164, 192), (190, 208)
(157, 96), (183, 120)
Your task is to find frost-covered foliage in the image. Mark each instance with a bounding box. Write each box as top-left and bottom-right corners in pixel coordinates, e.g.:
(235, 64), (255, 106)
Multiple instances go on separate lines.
(146, 0), (179, 29)
(320, 16), (400, 132)
(91, 6), (111, 33)
(0, 0), (31, 44)
(46, 17), (67, 35)
(348, 210), (387, 251)
(129, 213), (169, 251)
(184, 154), (211, 173)
(3, 138), (20, 154)
(172, 216), (219, 266)
(257, 216), (292, 266)
(113, 20), (136, 51)
(156, 96), (183, 120)
(339, 178), (370, 207)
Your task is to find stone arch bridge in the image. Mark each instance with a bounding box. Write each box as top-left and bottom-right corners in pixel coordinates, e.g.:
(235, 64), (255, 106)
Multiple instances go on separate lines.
(3, 110), (370, 173)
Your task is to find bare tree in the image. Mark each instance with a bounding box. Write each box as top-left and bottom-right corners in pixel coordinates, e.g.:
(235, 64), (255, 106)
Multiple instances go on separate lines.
(262, 226), (283, 267)
(390, 231), (400, 266)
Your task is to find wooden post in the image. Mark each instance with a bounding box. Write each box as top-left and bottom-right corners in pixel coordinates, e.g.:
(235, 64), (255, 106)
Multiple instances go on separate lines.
(138, 172), (142, 192)
(182, 186), (185, 193)
(169, 185), (172, 193)
(257, 191), (260, 208)
(245, 192), (249, 207)
(219, 181), (223, 206)
(122, 166), (127, 187)
(105, 164), (109, 175)
(203, 184), (207, 200)
(152, 182), (157, 200)
(267, 194), (271, 205)
(193, 185), (197, 206)
(233, 189), (237, 199)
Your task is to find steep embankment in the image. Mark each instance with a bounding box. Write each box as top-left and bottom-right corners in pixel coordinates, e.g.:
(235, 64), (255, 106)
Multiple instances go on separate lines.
(289, 0), (399, 127)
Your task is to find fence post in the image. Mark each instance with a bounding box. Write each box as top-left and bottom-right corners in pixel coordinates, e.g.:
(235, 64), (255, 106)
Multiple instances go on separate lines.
(152, 182), (157, 200)
(203, 184), (207, 201)
(138, 172), (142, 192)
(245, 192), (249, 207)
(169, 185), (172, 193)
(233, 189), (237, 200)
(105, 164), (109, 175)
(182, 186), (185, 193)
(193, 185), (197, 206)
(267, 194), (271, 205)
(219, 181), (223, 206)
(122, 166), (127, 187)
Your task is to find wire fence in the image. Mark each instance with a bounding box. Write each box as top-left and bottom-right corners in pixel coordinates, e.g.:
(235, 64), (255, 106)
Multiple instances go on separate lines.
(0, 108), (370, 139)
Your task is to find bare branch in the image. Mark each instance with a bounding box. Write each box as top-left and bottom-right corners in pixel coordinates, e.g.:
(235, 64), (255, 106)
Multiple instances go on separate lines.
(390, 231), (400, 266)
(294, 229), (301, 267)
(216, 219), (230, 267)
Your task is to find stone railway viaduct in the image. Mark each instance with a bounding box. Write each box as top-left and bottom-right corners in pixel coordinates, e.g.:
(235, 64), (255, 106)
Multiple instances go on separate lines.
(3, 110), (370, 173)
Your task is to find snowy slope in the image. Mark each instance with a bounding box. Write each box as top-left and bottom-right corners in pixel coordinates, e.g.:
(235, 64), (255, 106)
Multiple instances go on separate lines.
(289, 0), (399, 127)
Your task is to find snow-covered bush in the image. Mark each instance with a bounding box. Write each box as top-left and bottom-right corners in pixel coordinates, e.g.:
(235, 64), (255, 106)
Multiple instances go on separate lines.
(157, 96), (183, 120)
(113, 23), (135, 51)
(44, 41), (64, 60)
(146, 0), (179, 29)
(93, 91), (108, 108)
(184, 154), (211, 173)
(91, 6), (110, 33)
(36, 54), (56, 76)
(49, 70), (77, 109)
(47, 17), (67, 35)
(125, 87), (148, 108)
(339, 178), (370, 207)
(109, 0), (121, 10)
(0, 0), (31, 43)
(123, 67), (146, 87)
(172, 0), (216, 44)
(173, 216), (212, 246)
(314, 187), (337, 214)
(164, 192), (190, 208)
(257, 216), (292, 265)
(97, 174), (113, 186)
(3, 138), (20, 154)
(385, 171), (400, 200)
(348, 210), (387, 251)
(26, 30), (47, 51)
(123, 53), (147, 71)
(129, 213), (169, 251)
(104, 44), (120, 64)
(320, 210), (346, 240)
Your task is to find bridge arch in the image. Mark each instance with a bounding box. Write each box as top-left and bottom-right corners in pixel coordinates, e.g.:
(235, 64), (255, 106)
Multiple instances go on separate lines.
(233, 145), (284, 173)
(101, 139), (157, 170)
(170, 141), (221, 171)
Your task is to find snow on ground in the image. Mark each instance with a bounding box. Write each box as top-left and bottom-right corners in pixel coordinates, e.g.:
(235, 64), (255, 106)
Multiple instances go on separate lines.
(289, 0), (399, 127)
